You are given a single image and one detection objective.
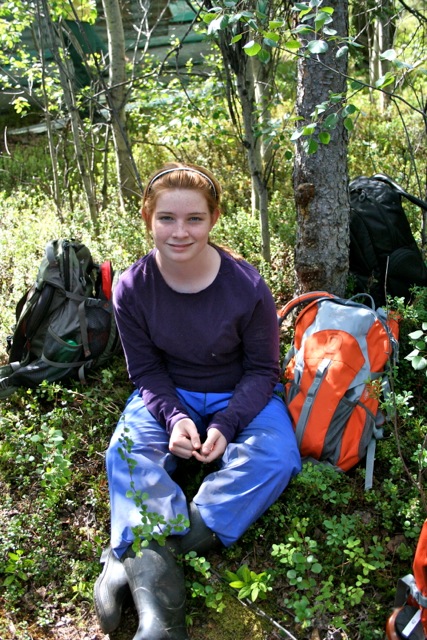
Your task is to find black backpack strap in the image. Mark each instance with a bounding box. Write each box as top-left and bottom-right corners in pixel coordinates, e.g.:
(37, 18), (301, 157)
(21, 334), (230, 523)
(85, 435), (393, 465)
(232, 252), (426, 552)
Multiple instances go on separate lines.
(372, 174), (427, 212)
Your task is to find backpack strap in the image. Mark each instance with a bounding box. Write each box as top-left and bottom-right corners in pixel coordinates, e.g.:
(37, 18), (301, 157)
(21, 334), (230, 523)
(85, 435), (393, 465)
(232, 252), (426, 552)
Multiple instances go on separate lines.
(294, 357), (331, 448)
(278, 291), (336, 326)
(373, 174), (427, 212)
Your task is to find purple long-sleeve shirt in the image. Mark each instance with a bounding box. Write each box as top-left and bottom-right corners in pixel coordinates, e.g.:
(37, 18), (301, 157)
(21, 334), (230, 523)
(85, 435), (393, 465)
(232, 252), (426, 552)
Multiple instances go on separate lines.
(113, 248), (280, 443)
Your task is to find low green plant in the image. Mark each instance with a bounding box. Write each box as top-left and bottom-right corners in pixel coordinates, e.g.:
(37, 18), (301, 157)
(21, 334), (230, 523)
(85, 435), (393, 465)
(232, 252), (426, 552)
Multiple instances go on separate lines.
(185, 551), (225, 613)
(405, 322), (427, 375)
(117, 425), (189, 551)
(225, 564), (273, 602)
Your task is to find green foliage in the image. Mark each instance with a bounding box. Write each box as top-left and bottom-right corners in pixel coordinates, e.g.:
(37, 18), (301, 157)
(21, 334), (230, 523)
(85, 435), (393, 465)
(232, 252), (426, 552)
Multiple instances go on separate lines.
(405, 323), (427, 375)
(117, 426), (189, 551)
(185, 551), (225, 613)
(225, 564), (273, 602)
(0, 9), (427, 634)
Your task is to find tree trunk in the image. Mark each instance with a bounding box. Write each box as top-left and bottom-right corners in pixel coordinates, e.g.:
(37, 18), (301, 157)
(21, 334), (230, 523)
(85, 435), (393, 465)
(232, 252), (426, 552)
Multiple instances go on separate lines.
(39, 0), (99, 227)
(369, 0), (394, 111)
(217, 29), (272, 262)
(101, 0), (140, 207)
(293, 0), (350, 296)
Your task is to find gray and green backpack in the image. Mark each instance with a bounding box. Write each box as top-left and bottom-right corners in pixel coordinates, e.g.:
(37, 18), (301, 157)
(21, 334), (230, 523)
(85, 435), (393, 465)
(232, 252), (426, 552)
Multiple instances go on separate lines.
(0, 239), (123, 398)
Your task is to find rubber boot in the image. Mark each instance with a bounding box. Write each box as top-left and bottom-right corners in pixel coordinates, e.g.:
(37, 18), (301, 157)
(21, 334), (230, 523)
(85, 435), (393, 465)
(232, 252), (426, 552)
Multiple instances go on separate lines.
(170, 501), (220, 557)
(122, 541), (188, 640)
(94, 546), (131, 634)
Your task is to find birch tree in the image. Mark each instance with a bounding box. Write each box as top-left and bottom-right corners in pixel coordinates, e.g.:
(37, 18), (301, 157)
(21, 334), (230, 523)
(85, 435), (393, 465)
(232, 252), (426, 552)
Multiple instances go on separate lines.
(101, 0), (141, 207)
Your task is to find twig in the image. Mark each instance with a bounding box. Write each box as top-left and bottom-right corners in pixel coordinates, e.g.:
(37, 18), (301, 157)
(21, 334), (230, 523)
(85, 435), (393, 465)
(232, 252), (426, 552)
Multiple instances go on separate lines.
(240, 598), (300, 640)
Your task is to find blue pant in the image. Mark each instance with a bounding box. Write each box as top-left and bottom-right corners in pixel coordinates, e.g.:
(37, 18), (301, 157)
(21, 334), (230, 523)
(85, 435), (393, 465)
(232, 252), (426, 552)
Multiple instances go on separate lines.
(106, 387), (301, 557)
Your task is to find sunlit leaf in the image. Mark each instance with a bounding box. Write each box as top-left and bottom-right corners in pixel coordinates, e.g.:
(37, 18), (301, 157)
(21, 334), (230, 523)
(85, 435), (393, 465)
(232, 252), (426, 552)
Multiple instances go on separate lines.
(412, 355), (427, 371)
(336, 45), (348, 59)
(380, 49), (397, 61)
(307, 39), (328, 54)
(263, 31), (280, 43)
(408, 330), (424, 340)
(291, 129), (303, 141)
(286, 39), (301, 51)
(269, 19), (284, 28)
(375, 73), (395, 89)
(243, 40), (262, 56)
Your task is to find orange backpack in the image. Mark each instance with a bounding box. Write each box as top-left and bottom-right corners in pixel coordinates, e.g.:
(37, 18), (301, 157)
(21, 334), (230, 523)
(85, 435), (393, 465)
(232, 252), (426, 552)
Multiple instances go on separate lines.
(279, 291), (399, 490)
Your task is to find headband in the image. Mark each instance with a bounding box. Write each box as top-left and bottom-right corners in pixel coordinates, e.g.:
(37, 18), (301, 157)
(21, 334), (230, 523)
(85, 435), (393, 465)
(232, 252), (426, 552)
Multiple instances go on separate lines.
(146, 167), (218, 200)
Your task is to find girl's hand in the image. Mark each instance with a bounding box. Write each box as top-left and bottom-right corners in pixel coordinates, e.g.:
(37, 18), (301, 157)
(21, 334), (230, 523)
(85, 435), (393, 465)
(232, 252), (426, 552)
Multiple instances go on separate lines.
(193, 428), (227, 464)
(169, 418), (201, 459)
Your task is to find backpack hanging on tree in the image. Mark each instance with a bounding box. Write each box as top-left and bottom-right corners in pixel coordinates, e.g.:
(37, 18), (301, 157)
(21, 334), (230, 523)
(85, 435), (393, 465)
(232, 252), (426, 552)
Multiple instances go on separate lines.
(279, 291), (399, 490)
(0, 239), (123, 398)
(349, 173), (427, 306)
(386, 520), (427, 640)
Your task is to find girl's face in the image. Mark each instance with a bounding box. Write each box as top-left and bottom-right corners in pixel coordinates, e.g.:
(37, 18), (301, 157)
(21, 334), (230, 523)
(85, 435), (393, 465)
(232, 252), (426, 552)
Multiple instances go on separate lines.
(149, 189), (219, 264)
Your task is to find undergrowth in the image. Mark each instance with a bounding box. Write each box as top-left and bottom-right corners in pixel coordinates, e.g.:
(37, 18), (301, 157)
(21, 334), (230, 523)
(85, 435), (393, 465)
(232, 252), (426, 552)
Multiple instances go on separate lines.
(0, 139), (426, 639)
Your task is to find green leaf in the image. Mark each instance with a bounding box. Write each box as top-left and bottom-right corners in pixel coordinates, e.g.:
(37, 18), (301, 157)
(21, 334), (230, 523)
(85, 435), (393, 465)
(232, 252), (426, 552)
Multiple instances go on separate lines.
(251, 586), (259, 601)
(302, 123), (316, 135)
(344, 117), (354, 131)
(307, 39), (328, 54)
(238, 585), (252, 599)
(269, 20), (284, 28)
(324, 113), (338, 129)
(314, 13), (333, 31)
(412, 355), (427, 371)
(405, 349), (419, 361)
(307, 138), (318, 154)
(409, 330), (424, 340)
(319, 131), (330, 144)
(202, 11), (221, 25)
(311, 562), (323, 573)
(258, 48), (271, 63)
(229, 580), (245, 588)
(207, 16), (225, 34)
(230, 34), (243, 44)
(291, 129), (303, 141)
(263, 37), (278, 49)
(262, 31), (280, 43)
(343, 103), (358, 116)
(286, 39), (301, 51)
(336, 45), (348, 58)
(243, 40), (262, 56)
(380, 49), (397, 61)
(292, 24), (314, 35)
(375, 72), (395, 89)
